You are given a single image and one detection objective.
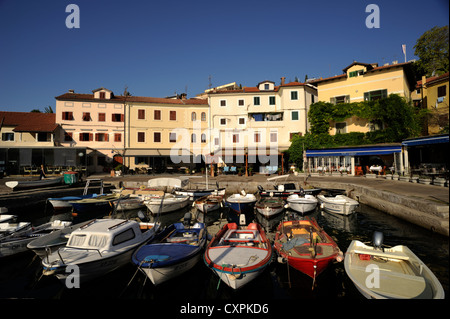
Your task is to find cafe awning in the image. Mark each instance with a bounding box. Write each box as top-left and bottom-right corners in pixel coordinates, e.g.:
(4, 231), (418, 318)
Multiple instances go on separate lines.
(306, 144), (402, 157)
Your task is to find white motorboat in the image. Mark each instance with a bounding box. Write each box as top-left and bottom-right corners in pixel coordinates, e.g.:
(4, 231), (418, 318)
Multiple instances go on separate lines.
(286, 194), (318, 215)
(144, 194), (190, 215)
(317, 194), (359, 215)
(42, 219), (160, 283)
(175, 187), (226, 201)
(0, 214), (17, 224)
(344, 233), (445, 299)
(1, 220), (72, 258)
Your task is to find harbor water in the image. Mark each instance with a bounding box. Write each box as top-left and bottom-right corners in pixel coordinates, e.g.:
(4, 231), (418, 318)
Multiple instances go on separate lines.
(0, 199), (448, 302)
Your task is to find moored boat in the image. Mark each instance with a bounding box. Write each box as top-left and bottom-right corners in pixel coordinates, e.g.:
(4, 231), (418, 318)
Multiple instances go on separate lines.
(317, 194), (359, 215)
(48, 178), (104, 210)
(175, 187), (226, 201)
(0, 221), (31, 237)
(255, 197), (285, 218)
(204, 222), (272, 289)
(27, 220), (94, 259)
(286, 194), (318, 215)
(5, 177), (63, 191)
(1, 220), (72, 258)
(132, 217), (206, 285)
(274, 217), (343, 280)
(144, 194), (190, 215)
(344, 232), (444, 299)
(69, 193), (125, 220)
(194, 194), (224, 213)
(224, 192), (257, 225)
(42, 218), (160, 283)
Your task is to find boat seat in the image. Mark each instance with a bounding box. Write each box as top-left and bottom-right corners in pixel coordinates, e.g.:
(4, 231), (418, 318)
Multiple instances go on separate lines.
(353, 249), (410, 261)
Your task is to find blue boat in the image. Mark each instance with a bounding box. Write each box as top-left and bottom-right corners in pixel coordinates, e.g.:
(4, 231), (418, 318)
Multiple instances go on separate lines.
(132, 217), (206, 285)
(47, 178), (104, 210)
(224, 193), (257, 225)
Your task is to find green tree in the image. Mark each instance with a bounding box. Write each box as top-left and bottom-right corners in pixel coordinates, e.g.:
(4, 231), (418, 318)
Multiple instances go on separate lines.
(414, 26), (449, 76)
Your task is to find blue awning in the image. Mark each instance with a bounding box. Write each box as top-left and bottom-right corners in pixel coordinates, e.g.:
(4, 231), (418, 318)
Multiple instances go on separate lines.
(402, 135), (449, 147)
(306, 145), (402, 157)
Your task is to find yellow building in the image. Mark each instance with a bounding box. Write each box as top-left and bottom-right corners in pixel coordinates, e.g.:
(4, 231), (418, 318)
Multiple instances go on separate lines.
(312, 61), (416, 134)
(207, 78), (317, 173)
(416, 72), (449, 135)
(124, 95), (209, 173)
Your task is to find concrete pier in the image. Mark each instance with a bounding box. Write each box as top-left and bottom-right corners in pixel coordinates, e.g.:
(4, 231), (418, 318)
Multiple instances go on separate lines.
(1, 173), (448, 236)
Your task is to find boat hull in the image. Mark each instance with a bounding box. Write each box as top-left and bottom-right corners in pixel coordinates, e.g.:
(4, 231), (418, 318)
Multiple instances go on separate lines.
(6, 177), (63, 190)
(194, 195), (223, 213)
(318, 195), (358, 215)
(274, 218), (342, 279)
(255, 198), (284, 218)
(175, 188), (226, 201)
(144, 195), (190, 214)
(204, 222), (272, 290)
(286, 195), (318, 215)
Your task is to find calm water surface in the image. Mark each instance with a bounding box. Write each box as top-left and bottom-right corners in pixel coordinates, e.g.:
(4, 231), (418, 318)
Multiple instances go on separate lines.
(0, 199), (448, 302)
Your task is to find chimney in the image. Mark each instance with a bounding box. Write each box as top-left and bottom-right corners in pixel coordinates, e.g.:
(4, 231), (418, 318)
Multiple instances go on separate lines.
(180, 93), (187, 100)
(281, 77), (285, 85)
(68, 89), (75, 93)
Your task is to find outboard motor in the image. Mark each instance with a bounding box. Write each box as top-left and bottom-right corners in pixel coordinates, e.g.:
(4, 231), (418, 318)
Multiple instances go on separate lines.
(137, 210), (149, 222)
(257, 185), (264, 192)
(183, 212), (192, 228)
(372, 231), (384, 251)
(300, 187), (305, 196)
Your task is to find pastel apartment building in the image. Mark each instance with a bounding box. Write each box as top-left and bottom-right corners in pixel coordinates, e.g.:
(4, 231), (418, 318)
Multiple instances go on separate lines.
(55, 88), (127, 173)
(312, 61), (416, 134)
(124, 94), (209, 172)
(207, 78), (317, 172)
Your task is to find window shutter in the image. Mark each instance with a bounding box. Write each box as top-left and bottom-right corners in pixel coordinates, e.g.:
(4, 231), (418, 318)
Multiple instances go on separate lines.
(89, 133), (93, 141)
(105, 134), (109, 142)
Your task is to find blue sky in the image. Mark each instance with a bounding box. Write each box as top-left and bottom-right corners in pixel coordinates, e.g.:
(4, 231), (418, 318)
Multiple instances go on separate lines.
(0, 0), (448, 112)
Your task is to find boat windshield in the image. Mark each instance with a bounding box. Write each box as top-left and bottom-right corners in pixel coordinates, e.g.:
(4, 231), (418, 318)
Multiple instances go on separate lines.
(68, 234), (86, 247)
(88, 234), (108, 248)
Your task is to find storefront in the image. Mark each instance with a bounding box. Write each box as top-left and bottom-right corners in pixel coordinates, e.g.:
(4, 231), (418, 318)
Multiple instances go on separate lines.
(305, 144), (403, 176)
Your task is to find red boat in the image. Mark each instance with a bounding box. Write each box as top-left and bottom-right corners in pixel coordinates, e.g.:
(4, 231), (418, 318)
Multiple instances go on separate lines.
(274, 217), (343, 281)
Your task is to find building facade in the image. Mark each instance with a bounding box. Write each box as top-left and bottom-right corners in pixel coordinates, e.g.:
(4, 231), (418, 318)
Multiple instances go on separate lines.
(207, 78), (317, 173)
(312, 61), (416, 135)
(55, 88), (126, 173)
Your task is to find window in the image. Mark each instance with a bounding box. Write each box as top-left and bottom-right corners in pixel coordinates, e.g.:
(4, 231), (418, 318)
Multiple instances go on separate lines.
(233, 134), (239, 143)
(349, 69), (364, 77)
(112, 113), (124, 122)
(153, 132), (161, 143)
(254, 132), (261, 143)
(201, 133), (206, 143)
(170, 111), (176, 121)
(99, 92), (106, 99)
(238, 117), (246, 125)
(291, 111), (299, 121)
(112, 228), (136, 246)
(154, 110), (161, 120)
(37, 132), (50, 142)
(264, 84), (269, 90)
(270, 132), (277, 143)
(62, 112), (74, 120)
(138, 109), (145, 119)
(98, 113), (106, 121)
(191, 134), (196, 143)
(220, 100), (226, 107)
(269, 96), (275, 105)
(82, 112), (91, 121)
(220, 118), (227, 125)
(191, 112), (197, 121)
(114, 133), (121, 142)
(79, 133), (92, 141)
(311, 95), (315, 103)
(169, 132), (177, 143)
(238, 99), (244, 106)
(291, 91), (298, 100)
(254, 96), (260, 105)
(201, 112), (206, 121)
(2, 132), (14, 141)
(335, 122), (347, 134)
(330, 95), (350, 104)
(95, 133), (109, 142)
(214, 137), (219, 146)
(137, 132), (145, 143)
(364, 89), (387, 101)
(438, 85), (446, 98)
